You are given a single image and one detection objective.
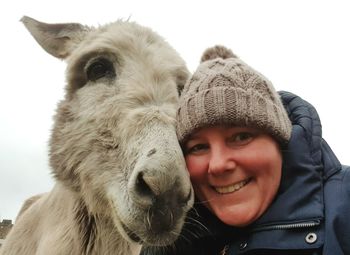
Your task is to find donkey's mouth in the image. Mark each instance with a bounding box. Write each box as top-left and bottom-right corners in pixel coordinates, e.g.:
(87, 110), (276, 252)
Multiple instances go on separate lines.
(121, 222), (142, 243)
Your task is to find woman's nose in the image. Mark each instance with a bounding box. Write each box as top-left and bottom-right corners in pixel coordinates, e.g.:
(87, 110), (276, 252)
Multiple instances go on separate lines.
(208, 145), (236, 175)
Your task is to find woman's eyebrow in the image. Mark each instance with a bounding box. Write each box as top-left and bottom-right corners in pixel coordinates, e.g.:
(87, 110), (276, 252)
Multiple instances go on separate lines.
(186, 134), (202, 142)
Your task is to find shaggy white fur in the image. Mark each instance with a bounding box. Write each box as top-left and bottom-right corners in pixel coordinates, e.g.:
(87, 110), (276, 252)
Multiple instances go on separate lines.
(0, 16), (193, 255)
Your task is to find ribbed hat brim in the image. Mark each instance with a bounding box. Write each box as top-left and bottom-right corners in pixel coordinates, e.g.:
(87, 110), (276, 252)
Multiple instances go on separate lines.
(176, 87), (291, 144)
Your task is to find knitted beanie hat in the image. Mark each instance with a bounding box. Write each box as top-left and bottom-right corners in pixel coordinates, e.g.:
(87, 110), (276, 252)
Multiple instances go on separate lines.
(176, 45), (292, 144)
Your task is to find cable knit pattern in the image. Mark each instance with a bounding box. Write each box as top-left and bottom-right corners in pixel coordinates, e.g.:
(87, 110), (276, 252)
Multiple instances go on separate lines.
(176, 45), (292, 144)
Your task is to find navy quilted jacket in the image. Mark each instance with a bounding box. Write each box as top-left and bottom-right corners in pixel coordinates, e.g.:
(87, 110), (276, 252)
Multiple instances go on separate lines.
(142, 91), (350, 255)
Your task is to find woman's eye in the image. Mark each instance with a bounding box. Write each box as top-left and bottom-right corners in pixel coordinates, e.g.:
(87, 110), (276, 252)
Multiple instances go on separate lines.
(229, 132), (254, 144)
(86, 58), (115, 81)
(185, 143), (208, 155)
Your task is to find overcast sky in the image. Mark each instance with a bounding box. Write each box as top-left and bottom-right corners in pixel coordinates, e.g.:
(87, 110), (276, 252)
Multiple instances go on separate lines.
(1, 0), (349, 222)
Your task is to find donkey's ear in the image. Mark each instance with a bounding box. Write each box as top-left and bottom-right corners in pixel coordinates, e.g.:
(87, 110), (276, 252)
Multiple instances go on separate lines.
(21, 16), (89, 59)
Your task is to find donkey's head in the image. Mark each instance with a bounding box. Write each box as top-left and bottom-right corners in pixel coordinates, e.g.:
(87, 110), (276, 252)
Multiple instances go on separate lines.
(22, 16), (193, 246)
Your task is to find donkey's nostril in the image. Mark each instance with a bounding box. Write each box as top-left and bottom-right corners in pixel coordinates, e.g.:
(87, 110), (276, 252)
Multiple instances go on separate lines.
(136, 172), (160, 197)
(136, 172), (152, 197)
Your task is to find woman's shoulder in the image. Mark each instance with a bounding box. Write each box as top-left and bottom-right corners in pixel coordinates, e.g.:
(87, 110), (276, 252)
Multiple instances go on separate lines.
(324, 164), (350, 203)
(322, 165), (350, 254)
(325, 164), (350, 184)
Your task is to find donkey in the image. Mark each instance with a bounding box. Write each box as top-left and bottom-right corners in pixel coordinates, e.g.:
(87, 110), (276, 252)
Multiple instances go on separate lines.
(0, 16), (193, 255)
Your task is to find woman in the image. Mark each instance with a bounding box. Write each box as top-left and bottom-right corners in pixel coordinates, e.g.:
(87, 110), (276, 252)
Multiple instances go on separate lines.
(142, 46), (350, 255)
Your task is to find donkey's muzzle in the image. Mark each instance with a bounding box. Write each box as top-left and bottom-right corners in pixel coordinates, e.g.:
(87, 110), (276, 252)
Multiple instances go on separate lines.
(132, 168), (192, 206)
(128, 164), (192, 233)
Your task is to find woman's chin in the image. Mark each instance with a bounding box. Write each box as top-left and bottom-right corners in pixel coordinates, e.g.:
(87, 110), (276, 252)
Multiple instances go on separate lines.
(213, 204), (258, 227)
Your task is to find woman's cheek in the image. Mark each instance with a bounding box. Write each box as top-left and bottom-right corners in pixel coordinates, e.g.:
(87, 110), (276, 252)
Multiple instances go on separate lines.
(185, 155), (208, 179)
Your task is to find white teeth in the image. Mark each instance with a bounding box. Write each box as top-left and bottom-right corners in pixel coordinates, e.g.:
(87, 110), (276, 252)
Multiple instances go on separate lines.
(214, 179), (250, 194)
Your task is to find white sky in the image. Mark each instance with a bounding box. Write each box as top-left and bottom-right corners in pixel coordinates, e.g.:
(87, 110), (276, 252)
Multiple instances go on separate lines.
(1, 0), (349, 222)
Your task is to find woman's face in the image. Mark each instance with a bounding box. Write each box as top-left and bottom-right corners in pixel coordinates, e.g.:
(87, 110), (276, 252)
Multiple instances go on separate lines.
(184, 126), (282, 227)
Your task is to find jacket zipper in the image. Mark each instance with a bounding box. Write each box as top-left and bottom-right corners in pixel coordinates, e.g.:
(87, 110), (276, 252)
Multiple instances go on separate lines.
(251, 219), (321, 232)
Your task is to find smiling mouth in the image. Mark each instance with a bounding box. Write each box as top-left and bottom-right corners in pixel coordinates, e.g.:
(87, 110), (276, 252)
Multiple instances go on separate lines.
(213, 178), (251, 194)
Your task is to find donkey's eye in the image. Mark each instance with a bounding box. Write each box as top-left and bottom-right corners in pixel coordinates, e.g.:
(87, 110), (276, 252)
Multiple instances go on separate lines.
(86, 58), (115, 81)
